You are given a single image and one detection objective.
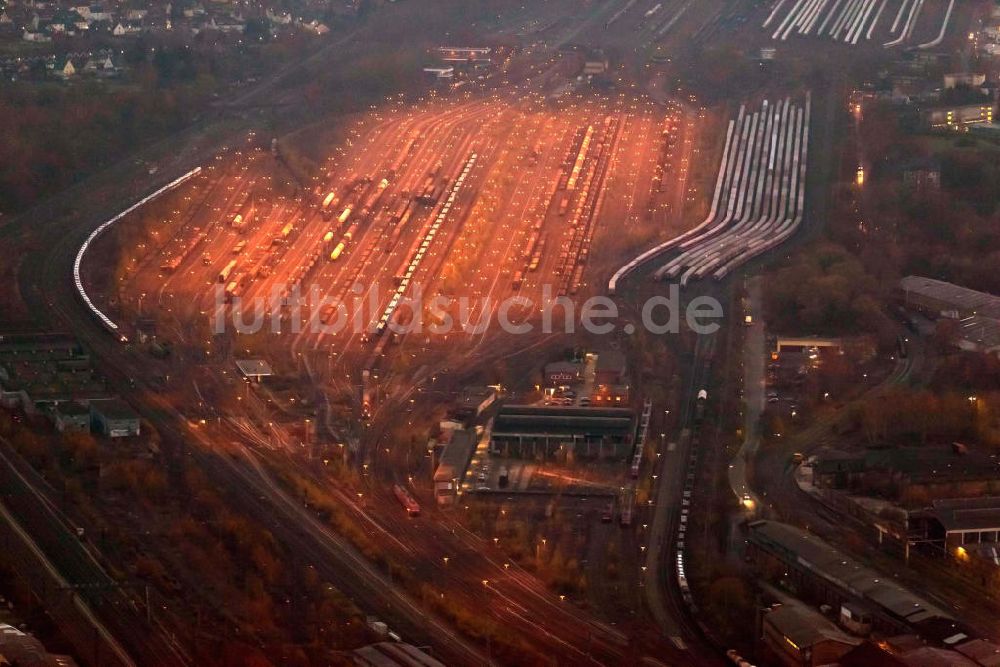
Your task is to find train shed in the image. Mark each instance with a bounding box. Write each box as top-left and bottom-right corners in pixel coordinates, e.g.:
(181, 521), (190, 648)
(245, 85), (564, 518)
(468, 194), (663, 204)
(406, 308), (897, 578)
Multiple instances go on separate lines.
(490, 405), (634, 460)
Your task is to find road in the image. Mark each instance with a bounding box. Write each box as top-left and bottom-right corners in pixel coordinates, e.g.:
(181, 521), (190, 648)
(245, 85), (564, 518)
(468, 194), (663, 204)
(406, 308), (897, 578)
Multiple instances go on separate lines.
(728, 277), (764, 515)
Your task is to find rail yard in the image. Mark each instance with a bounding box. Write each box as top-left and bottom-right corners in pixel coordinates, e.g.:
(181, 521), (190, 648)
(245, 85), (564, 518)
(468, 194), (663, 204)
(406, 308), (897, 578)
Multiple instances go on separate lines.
(68, 56), (713, 664)
(12, 0), (995, 662)
(94, 82), (697, 393)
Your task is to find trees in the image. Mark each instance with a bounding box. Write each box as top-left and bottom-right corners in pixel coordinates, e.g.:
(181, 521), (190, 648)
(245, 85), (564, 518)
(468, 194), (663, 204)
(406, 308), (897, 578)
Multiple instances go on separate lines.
(829, 102), (1000, 296)
(858, 388), (989, 446)
(701, 574), (754, 644)
(764, 242), (892, 339)
(0, 82), (191, 215)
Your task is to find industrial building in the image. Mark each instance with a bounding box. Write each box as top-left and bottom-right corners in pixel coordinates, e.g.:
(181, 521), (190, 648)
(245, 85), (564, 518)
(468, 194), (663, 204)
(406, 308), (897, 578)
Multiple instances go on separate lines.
(922, 103), (995, 130)
(834, 636), (1000, 666)
(898, 276), (1000, 353)
(774, 337), (844, 355)
(900, 276), (1000, 320)
(235, 358), (273, 382)
(759, 600), (861, 667)
(90, 398), (141, 438)
(0, 623), (79, 667)
(350, 641), (445, 667)
(932, 496), (1000, 549)
(0, 332), (83, 357)
(432, 427), (477, 505)
(490, 405), (634, 459)
(433, 46), (492, 63)
(49, 401), (91, 433)
(0, 333), (109, 411)
(422, 66), (454, 84)
(450, 386), (497, 422)
(811, 444), (1000, 503)
(747, 521), (970, 644)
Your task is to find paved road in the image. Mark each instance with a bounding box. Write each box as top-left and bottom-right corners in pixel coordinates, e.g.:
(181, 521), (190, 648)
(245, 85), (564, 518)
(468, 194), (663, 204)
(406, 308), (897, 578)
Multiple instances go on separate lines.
(728, 277), (764, 513)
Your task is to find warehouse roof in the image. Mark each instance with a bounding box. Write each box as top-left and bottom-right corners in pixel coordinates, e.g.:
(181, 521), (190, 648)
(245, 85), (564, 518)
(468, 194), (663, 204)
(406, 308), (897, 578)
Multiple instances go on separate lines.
(900, 276), (1000, 319)
(863, 445), (1000, 483)
(900, 646), (977, 666)
(812, 444), (1000, 484)
(433, 428), (477, 483)
(351, 642), (446, 667)
(764, 603), (860, 651)
(492, 405), (633, 438)
(839, 641), (908, 666)
(235, 359), (273, 379)
(958, 315), (1000, 350)
(749, 521), (952, 626)
(0, 332), (82, 356)
(90, 398), (139, 421)
(53, 401), (90, 416)
(955, 639), (1000, 666)
(933, 497), (1000, 533)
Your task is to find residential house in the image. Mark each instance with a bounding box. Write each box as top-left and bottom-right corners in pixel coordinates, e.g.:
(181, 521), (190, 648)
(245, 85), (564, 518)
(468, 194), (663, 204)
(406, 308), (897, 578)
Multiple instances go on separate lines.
(209, 15), (244, 33)
(22, 27), (50, 41)
(46, 9), (81, 33)
(52, 55), (75, 78)
(299, 19), (328, 35)
(97, 51), (120, 74)
(266, 8), (291, 24)
(112, 19), (145, 35)
(93, 6), (113, 21)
